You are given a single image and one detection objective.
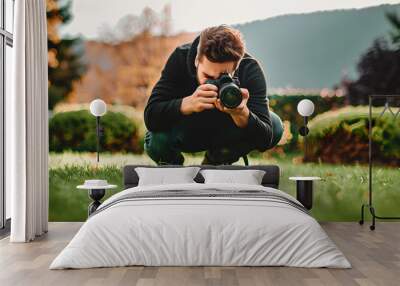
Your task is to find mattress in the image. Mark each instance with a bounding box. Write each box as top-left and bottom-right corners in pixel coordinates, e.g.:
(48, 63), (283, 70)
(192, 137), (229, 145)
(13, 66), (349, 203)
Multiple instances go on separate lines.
(50, 183), (351, 269)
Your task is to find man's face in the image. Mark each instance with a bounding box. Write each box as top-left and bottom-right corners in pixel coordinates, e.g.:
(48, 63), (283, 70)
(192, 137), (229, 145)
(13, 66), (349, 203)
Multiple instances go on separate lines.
(195, 56), (236, 85)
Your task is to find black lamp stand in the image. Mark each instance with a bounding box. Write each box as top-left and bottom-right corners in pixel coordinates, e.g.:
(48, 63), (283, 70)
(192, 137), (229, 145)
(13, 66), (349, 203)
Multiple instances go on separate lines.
(95, 116), (104, 163)
(299, 116), (309, 161)
(88, 189), (106, 216)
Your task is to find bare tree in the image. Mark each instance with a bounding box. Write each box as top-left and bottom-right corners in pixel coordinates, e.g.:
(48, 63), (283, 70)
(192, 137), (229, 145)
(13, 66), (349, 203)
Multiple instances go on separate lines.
(97, 22), (118, 43)
(139, 6), (159, 35)
(160, 3), (172, 36)
(115, 14), (141, 41)
(97, 5), (172, 43)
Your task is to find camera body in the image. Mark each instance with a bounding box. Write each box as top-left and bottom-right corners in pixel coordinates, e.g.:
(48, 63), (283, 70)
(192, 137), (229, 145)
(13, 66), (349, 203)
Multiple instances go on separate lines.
(205, 73), (242, 109)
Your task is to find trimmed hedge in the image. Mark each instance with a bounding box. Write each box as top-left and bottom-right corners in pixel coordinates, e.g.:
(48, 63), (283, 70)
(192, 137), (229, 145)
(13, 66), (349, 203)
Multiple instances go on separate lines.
(49, 110), (143, 153)
(306, 106), (400, 165)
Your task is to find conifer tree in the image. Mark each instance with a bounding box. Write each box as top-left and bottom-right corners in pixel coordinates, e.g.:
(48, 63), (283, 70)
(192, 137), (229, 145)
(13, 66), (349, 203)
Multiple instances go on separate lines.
(47, 0), (87, 110)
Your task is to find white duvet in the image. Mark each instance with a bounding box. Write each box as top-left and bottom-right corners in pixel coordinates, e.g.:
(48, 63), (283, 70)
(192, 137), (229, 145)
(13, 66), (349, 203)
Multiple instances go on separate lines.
(50, 183), (351, 269)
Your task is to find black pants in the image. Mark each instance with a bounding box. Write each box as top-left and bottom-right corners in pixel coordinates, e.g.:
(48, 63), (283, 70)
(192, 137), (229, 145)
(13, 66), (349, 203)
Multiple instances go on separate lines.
(144, 111), (284, 165)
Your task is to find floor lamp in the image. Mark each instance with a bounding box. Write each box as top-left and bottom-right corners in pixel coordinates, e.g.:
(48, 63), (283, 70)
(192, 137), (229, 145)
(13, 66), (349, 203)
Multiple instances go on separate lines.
(89, 99), (107, 163)
(297, 99), (315, 161)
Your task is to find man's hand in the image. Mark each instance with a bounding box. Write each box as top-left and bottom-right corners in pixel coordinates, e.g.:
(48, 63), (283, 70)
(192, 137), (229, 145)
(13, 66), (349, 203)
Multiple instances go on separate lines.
(180, 84), (218, 115)
(215, 88), (250, 128)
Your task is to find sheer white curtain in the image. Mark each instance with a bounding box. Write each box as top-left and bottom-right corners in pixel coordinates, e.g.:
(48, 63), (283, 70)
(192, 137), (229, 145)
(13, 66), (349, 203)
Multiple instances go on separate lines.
(6, 0), (49, 242)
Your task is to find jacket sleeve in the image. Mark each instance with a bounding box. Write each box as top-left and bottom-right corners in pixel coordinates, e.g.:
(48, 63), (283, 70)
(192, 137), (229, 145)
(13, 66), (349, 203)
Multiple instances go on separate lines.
(144, 48), (184, 132)
(241, 59), (273, 151)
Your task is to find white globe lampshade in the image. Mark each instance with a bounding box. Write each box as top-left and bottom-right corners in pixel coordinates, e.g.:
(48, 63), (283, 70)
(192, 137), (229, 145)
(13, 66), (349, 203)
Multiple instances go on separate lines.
(297, 99), (314, 117)
(90, 99), (107, 117)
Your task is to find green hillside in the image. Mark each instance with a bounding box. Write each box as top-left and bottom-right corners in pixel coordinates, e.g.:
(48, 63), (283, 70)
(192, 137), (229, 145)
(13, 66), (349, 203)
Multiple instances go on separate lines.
(235, 4), (400, 89)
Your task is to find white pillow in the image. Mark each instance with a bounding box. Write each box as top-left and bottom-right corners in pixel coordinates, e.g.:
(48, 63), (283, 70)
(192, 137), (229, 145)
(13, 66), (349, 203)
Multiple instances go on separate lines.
(200, 169), (266, 185)
(135, 167), (200, 186)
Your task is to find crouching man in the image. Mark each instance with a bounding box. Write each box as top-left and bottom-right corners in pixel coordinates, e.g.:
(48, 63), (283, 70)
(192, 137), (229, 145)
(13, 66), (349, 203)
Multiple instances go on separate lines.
(143, 24), (284, 165)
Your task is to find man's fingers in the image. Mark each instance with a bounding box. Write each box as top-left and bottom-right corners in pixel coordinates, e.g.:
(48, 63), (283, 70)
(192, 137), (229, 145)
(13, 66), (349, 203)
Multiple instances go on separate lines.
(240, 88), (249, 99)
(201, 103), (215, 110)
(215, 99), (225, 112)
(198, 84), (218, 91)
(199, 97), (217, 104)
(215, 99), (221, 108)
(196, 90), (218, 97)
(236, 101), (246, 110)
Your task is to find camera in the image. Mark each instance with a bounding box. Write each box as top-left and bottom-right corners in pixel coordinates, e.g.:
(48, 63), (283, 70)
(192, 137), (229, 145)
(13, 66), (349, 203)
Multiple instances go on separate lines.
(205, 73), (242, 109)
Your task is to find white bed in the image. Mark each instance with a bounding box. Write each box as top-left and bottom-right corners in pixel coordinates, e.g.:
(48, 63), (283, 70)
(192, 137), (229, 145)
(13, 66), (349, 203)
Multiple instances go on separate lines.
(50, 182), (351, 269)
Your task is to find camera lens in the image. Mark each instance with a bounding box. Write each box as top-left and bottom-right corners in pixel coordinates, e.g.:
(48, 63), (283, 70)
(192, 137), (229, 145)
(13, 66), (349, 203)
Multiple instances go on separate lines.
(219, 84), (242, 109)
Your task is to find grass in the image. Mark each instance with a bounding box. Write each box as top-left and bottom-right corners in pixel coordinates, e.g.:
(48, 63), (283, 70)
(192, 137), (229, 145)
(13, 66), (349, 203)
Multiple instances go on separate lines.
(49, 151), (400, 222)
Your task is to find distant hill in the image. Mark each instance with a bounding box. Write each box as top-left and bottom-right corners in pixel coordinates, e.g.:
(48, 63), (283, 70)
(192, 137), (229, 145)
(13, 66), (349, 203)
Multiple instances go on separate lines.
(234, 4), (400, 89)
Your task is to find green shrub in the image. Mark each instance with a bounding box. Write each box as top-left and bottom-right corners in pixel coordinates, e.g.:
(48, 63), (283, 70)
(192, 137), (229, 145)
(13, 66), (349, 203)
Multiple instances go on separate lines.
(268, 94), (345, 152)
(306, 106), (400, 165)
(49, 110), (143, 153)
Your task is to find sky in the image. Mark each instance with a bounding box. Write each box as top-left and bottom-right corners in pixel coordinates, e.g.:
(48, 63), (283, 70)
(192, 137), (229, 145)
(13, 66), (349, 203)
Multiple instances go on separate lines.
(60, 0), (400, 39)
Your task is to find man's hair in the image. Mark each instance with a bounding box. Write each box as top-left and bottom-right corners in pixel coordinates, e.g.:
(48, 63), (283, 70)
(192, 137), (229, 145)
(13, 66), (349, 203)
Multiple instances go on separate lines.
(197, 24), (245, 67)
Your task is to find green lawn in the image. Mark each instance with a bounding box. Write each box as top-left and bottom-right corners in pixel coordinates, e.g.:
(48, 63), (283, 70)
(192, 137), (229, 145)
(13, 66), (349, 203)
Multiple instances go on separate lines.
(49, 152), (400, 222)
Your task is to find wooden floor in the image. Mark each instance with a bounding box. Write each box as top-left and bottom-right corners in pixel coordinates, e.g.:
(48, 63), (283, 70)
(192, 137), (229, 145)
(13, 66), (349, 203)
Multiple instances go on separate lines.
(0, 222), (399, 286)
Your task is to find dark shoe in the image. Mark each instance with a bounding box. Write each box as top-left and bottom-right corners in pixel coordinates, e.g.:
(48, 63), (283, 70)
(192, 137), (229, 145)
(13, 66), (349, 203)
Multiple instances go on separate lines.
(201, 151), (218, 165)
(201, 149), (236, 165)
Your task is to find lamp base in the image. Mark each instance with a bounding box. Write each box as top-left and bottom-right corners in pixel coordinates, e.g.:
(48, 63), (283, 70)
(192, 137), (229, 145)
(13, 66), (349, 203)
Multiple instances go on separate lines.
(88, 189), (105, 216)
